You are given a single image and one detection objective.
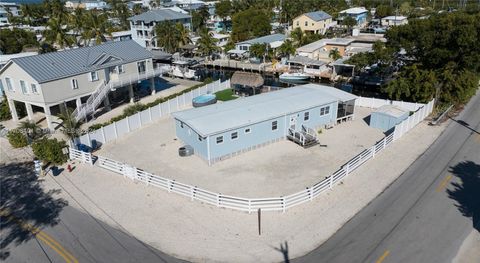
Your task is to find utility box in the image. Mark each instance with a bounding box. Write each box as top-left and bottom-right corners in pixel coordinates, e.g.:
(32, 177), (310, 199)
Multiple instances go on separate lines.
(370, 105), (409, 132)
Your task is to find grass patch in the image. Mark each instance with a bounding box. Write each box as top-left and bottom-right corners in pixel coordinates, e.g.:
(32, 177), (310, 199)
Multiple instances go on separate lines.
(215, 89), (238, 101)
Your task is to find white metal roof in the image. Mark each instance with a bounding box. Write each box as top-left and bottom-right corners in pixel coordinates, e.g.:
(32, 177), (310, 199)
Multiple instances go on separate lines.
(340, 7), (368, 15)
(172, 84), (357, 136)
(382, 16), (408, 21)
(374, 105), (408, 118)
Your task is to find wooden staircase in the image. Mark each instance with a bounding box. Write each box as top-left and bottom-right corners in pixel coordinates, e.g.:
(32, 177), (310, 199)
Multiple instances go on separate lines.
(287, 125), (319, 148)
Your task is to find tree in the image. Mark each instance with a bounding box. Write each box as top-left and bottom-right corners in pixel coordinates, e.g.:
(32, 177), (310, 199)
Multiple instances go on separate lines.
(0, 28), (38, 54)
(215, 0), (232, 21)
(44, 17), (74, 48)
(375, 5), (393, 18)
(192, 5), (210, 32)
(154, 21), (179, 53)
(32, 138), (68, 165)
(249, 43), (269, 61)
(56, 107), (82, 144)
(290, 27), (304, 47)
(231, 8), (271, 42)
(176, 23), (191, 47)
(197, 28), (219, 57)
(0, 96), (11, 121)
(18, 120), (43, 142)
(342, 16), (357, 33)
(278, 39), (295, 58)
(329, 48), (342, 61)
(83, 10), (112, 45)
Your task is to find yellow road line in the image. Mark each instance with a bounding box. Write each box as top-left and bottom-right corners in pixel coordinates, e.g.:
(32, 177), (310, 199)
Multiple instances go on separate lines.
(436, 174), (453, 192)
(0, 208), (79, 263)
(375, 250), (390, 263)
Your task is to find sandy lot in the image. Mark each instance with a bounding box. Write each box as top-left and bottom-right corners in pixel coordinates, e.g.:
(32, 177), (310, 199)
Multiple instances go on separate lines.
(96, 106), (385, 197)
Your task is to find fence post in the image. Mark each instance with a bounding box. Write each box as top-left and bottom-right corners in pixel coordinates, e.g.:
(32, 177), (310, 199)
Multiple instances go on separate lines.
(191, 186), (195, 201)
(329, 175), (334, 189)
(308, 187), (312, 201)
(148, 107), (152, 122)
(282, 196), (286, 213)
(126, 116), (131, 132)
(183, 93), (186, 106)
(86, 132), (92, 147)
(216, 194), (220, 207)
(167, 99), (171, 114)
(138, 112), (142, 127)
(372, 145), (376, 158)
(113, 121), (118, 139)
(176, 96), (179, 111)
(88, 152), (93, 165)
(345, 163), (350, 176)
(248, 199), (251, 214)
(101, 127), (106, 143)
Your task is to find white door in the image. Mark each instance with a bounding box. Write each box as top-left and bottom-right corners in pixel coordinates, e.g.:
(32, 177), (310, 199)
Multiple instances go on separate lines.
(289, 115), (297, 129)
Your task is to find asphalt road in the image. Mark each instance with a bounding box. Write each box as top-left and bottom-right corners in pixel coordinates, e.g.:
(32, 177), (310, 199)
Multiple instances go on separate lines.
(293, 92), (480, 263)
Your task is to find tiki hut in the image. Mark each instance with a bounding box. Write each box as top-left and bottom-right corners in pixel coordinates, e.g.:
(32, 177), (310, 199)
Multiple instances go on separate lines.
(230, 71), (264, 96)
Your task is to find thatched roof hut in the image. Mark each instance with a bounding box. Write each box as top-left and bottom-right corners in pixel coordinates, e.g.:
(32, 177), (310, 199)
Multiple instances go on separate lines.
(231, 71), (264, 88)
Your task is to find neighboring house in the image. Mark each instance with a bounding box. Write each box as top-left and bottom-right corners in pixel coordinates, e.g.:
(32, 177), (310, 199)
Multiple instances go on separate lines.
(0, 51), (37, 69)
(164, 0), (206, 11)
(172, 84), (357, 164)
(296, 38), (355, 60)
(65, 0), (82, 9)
(292, 11), (335, 35)
(381, 16), (408, 27)
(338, 7), (369, 26)
(129, 9), (191, 48)
(84, 0), (108, 10)
(0, 2), (21, 26)
(111, 30), (133, 42)
(191, 32), (229, 49)
(287, 56), (328, 76)
(0, 40), (158, 130)
(228, 33), (286, 57)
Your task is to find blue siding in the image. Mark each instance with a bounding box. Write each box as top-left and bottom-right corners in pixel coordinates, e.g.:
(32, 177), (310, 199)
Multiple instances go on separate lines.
(174, 101), (339, 162)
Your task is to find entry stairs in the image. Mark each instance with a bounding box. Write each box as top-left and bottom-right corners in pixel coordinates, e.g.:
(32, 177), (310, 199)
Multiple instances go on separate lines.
(287, 125), (319, 148)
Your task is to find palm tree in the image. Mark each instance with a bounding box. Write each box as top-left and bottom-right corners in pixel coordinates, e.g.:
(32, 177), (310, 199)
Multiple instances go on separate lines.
(290, 27), (304, 47)
(44, 17), (74, 48)
(18, 120), (42, 142)
(249, 43), (268, 61)
(329, 48), (342, 61)
(278, 39), (296, 58)
(83, 10), (112, 45)
(69, 7), (85, 46)
(20, 4), (34, 25)
(176, 23), (191, 48)
(155, 21), (179, 53)
(197, 28), (219, 58)
(56, 108), (82, 144)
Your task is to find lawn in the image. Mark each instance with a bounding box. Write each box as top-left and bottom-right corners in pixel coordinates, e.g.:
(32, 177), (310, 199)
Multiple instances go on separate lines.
(214, 89), (238, 101)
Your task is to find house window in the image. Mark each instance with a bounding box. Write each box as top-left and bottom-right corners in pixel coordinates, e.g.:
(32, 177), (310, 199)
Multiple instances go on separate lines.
(5, 78), (13, 91)
(272, 121), (278, 131)
(305, 21), (308, 26)
(31, 83), (38, 94)
(90, 71), (98, 81)
(216, 136), (223, 144)
(231, 131), (238, 140)
(71, 79), (79, 89)
(137, 61), (146, 74)
(117, 65), (125, 73)
(304, 112), (310, 121)
(20, 80), (27, 94)
(296, 21), (299, 26)
(244, 128), (251, 134)
(320, 106), (330, 116)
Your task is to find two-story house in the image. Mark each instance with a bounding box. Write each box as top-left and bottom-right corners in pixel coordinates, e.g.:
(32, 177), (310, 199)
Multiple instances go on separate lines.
(292, 11), (335, 35)
(0, 40), (162, 130)
(0, 2), (21, 26)
(129, 9), (192, 48)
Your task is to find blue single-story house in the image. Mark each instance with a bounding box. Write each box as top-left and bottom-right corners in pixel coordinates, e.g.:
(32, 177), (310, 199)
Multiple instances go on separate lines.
(369, 105), (409, 132)
(172, 84), (357, 164)
(338, 7), (369, 25)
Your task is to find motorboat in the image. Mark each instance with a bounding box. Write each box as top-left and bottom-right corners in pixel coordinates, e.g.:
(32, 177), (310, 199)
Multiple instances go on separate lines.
(169, 60), (198, 79)
(279, 72), (310, 81)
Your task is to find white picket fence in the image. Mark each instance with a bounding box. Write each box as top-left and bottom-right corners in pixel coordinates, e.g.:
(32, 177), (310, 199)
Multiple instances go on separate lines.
(91, 99), (434, 213)
(356, 96), (425, 111)
(75, 79), (231, 147)
(69, 148), (94, 165)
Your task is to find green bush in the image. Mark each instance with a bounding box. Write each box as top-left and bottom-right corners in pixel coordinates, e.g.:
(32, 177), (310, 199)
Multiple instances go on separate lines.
(0, 97), (11, 121)
(7, 129), (28, 148)
(31, 138), (68, 165)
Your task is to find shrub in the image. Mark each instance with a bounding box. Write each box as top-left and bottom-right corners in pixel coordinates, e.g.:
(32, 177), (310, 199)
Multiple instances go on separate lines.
(0, 96), (11, 121)
(31, 138), (68, 165)
(7, 129), (28, 148)
(123, 103), (146, 116)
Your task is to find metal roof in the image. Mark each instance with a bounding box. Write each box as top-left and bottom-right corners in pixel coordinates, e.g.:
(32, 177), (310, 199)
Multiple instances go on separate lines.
(374, 105), (408, 118)
(288, 56), (327, 67)
(237, 34), (286, 46)
(340, 7), (368, 15)
(297, 38), (354, 53)
(172, 84), (357, 137)
(382, 16), (408, 21)
(8, 40), (152, 83)
(304, 11), (332, 21)
(128, 9), (191, 23)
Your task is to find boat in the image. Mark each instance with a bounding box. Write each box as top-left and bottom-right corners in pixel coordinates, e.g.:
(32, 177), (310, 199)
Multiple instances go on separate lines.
(169, 60), (198, 79)
(279, 72), (310, 81)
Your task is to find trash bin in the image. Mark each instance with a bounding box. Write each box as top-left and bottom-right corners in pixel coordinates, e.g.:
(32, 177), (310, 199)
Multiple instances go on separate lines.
(178, 145), (194, 157)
